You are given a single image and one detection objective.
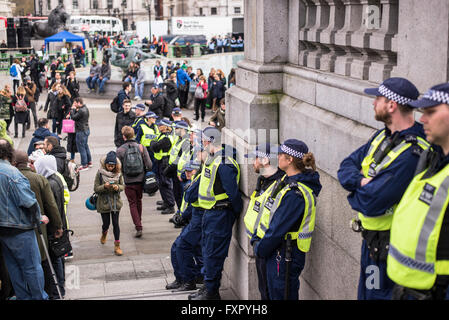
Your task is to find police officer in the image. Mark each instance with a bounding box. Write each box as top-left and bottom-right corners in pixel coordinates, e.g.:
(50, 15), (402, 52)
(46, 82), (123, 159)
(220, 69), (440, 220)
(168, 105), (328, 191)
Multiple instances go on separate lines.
(165, 121), (192, 212)
(387, 83), (449, 300)
(189, 127), (242, 300)
(131, 103), (147, 134)
(243, 143), (285, 300)
(337, 77), (430, 300)
(166, 160), (203, 291)
(150, 118), (176, 214)
(135, 111), (159, 176)
(251, 139), (321, 300)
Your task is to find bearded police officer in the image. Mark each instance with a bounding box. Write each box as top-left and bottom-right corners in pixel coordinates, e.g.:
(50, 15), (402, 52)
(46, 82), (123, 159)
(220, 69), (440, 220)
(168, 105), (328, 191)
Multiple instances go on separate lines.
(337, 77), (430, 300)
(251, 139), (321, 300)
(189, 127), (242, 300)
(387, 83), (449, 300)
(243, 143), (285, 300)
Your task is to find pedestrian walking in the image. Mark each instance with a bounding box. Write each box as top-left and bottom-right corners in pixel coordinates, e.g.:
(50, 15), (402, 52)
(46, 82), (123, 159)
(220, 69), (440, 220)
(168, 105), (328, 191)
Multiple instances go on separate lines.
(69, 97), (92, 171)
(94, 151), (125, 256)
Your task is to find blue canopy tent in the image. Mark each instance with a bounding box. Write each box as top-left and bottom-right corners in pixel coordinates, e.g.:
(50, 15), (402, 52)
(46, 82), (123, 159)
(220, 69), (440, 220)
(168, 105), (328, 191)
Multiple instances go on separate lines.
(44, 30), (86, 50)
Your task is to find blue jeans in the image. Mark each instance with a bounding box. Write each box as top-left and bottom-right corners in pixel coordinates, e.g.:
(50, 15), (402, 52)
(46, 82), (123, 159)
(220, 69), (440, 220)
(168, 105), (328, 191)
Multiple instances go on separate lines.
(124, 77), (136, 86)
(96, 77), (109, 93)
(75, 129), (92, 166)
(86, 75), (98, 90)
(135, 81), (144, 98)
(0, 229), (48, 300)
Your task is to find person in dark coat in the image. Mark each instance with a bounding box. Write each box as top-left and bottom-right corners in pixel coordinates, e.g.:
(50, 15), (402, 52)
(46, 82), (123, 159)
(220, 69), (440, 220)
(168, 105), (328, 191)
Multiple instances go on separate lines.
(27, 118), (59, 155)
(53, 85), (72, 136)
(211, 74), (225, 112)
(114, 99), (136, 148)
(164, 73), (178, 108)
(66, 71), (80, 102)
(145, 85), (165, 118)
(44, 136), (67, 175)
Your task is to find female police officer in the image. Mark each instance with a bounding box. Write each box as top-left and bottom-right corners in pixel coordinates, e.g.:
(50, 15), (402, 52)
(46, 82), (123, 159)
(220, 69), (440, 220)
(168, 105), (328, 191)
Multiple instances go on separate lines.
(251, 139), (322, 300)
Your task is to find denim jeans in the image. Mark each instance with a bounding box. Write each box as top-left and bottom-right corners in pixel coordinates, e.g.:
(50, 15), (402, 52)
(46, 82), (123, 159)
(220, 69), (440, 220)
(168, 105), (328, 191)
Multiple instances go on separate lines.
(135, 81), (144, 98)
(75, 129), (92, 166)
(96, 77), (109, 93)
(124, 77), (136, 86)
(0, 229), (48, 300)
(86, 75), (98, 90)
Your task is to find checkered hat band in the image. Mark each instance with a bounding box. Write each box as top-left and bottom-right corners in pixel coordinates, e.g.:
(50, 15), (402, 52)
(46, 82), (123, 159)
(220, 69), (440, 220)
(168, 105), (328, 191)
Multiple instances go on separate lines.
(255, 151), (276, 158)
(378, 85), (413, 105)
(280, 144), (304, 159)
(202, 132), (214, 142)
(423, 90), (449, 104)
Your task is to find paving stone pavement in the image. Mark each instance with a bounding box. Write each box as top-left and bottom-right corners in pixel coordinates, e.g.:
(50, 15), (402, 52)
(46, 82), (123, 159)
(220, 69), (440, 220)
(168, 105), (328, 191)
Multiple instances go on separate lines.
(10, 90), (237, 300)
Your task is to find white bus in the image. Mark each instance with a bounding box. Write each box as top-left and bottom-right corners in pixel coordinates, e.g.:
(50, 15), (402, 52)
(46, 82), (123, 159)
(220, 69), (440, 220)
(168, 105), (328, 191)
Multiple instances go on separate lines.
(69, 16), (124, 35)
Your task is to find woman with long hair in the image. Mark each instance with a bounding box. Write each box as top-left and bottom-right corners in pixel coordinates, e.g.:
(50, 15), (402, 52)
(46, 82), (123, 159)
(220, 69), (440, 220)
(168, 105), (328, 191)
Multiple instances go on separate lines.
(54, 85), (71, 136)
(11, 86), (29, 138)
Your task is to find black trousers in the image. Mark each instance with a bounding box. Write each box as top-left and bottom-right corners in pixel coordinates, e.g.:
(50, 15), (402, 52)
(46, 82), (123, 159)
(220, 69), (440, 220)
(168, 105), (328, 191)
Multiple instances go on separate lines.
(157, 160), (175, 208)
(194, 98), (206, 120)
(179, 89), (189, 108)
(172, 176), (183, 211)
(101, 211), (120, 241)
(28, 102), (38, 129)
(12, 80), (20, 96)
(14, 119), (26, 138)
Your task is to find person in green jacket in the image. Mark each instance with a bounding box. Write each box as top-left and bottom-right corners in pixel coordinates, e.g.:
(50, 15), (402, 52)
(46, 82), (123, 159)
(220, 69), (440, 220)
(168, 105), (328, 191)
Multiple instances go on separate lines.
(94, 151), (125, 256)
(0, 119), (13, 147)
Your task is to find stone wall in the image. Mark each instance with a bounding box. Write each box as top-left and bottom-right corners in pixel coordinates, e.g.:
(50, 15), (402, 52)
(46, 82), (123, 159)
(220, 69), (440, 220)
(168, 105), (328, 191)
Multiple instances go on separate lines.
(223, 0), (449, 299)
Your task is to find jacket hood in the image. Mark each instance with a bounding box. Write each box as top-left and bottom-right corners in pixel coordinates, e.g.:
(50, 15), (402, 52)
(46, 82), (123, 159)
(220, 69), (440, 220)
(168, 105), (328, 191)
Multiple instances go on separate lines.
(34, 155), (57, 178)
(49, 145), (67, 160)
(33, 127), (53, 140)
(287, 170), (322, 197)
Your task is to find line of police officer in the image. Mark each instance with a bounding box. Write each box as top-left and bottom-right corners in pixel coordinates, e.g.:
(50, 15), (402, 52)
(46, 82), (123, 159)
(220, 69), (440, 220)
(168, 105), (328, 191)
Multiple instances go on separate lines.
(337, 78), (449, 300)
(131, 77), (449, 300)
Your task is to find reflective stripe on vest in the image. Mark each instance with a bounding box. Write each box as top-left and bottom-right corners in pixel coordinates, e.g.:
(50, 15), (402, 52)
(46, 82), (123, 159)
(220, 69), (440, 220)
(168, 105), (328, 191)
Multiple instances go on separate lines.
(198, 152), (240, 210)
(256, 178), (316, 253)
(243, 180), (278, 239)
(359, 130), (430, 231)
(140, 124), (159, 147)
(169, 136), (183, 165)
(387, 164), (449, 290)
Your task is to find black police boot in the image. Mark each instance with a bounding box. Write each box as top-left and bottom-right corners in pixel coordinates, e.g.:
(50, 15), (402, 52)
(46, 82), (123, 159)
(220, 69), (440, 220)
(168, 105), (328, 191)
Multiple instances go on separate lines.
(161, 206), (175, 215)
(169, 213), (177, 223)
(172, 281), (196, 292)
(157, 200), (164, 205)
(195, 275), (204, 285)
(190, 289), (221, 300)
(166, 279), (183, 290)
(188, 285), (206, 300)
(157, 204), (169, 211)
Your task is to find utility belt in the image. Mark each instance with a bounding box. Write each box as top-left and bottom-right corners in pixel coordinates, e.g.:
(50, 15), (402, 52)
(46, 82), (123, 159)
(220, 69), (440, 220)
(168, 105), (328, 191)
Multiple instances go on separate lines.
(211, 200), (232, 211)
(392, 276), (449, 300)
(351, 219), (390, 263)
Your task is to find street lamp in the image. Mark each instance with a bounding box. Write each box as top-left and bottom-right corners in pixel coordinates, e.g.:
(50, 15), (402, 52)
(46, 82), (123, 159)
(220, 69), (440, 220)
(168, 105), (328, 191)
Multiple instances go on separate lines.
(145, 0), (152, 41)
(121, 0), (126, 31)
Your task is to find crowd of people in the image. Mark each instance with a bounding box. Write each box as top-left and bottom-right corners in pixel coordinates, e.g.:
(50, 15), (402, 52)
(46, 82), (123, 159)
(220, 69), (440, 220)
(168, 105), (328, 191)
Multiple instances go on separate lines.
(207, 35), (244, 54)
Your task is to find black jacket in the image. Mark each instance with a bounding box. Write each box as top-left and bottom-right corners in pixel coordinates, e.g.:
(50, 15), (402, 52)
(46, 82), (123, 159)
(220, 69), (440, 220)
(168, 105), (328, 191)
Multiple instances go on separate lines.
(56, 95), (72, 121)
(163, 80), (178, 104)
(66, 78), (80, 101)
(47, 174), (67, 229)
(70, 104), (89, 132)
(147, 93), (165, 118)
(114, 110), (136, 147)
(48, 145), (67, 174)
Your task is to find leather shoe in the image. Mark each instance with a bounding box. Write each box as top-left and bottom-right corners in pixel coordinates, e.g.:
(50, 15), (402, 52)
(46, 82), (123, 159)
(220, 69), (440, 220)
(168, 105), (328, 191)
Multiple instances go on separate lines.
(172, 281), (196, 292)
(157, 200), (165, 205)
(157, 204), (169, 211)
(189, 290), (221, 300)
(166, 279), (183, 290)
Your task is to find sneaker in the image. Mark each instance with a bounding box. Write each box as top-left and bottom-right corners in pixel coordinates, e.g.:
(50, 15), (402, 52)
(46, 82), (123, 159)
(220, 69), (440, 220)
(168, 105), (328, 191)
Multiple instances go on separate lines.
(78, 165), (89, 172)
(135, 230), (142, 238)
(88, 162), (93, 168)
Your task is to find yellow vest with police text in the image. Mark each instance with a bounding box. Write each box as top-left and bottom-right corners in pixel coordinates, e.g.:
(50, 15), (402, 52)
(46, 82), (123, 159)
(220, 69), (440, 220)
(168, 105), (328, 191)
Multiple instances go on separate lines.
(387, 162), (449, 290)
(140, 124), (159, 147)
(256, 177), (316, 253)
(358, 130), (429, 231)
(198, 151), (240, 210)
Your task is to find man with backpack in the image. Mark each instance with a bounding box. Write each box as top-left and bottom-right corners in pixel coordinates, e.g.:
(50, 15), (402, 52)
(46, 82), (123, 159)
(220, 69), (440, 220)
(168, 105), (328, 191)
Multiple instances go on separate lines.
(110, 82), (131, 114)
(116, 126), (152, 238)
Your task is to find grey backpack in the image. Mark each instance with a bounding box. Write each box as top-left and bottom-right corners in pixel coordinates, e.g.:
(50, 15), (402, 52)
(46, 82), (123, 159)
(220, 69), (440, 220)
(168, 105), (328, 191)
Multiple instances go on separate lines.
(123, 143), (144, 177)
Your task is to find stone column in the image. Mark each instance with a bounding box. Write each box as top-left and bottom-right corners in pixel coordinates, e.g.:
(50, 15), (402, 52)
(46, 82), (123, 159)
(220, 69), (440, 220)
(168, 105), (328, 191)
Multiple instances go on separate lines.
(223, 0), (289, 300)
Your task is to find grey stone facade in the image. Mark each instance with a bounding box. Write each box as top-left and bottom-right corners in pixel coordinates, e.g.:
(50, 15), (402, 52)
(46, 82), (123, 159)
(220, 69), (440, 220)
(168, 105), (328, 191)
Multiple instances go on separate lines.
(223, 0), (448, 299)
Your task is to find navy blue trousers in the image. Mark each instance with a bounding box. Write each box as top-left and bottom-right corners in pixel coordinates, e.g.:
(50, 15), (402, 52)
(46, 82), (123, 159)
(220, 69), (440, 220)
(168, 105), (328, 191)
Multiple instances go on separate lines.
(358, 240), (395, 300)
(202, 208), (236, 293)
